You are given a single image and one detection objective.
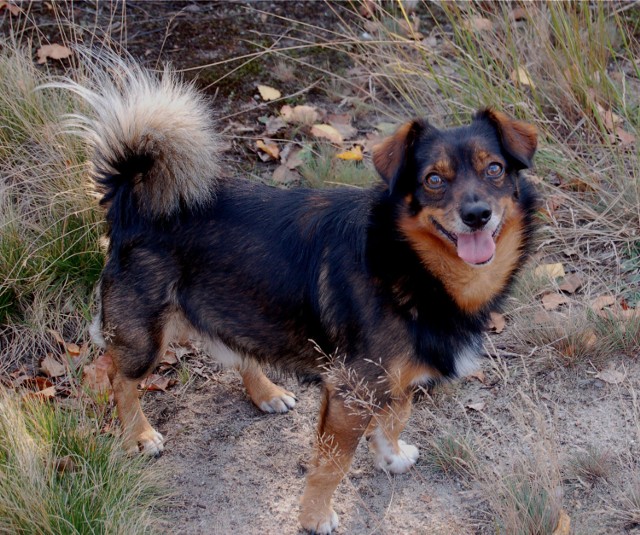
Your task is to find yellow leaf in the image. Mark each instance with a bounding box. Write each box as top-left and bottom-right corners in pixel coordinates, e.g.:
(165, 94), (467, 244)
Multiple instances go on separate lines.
(552, 510), (571, 535)
(336, 146), (363, 161)
(257, 85), (281, 101)
(36, 44), (72, 64)
(256, 139), (280, 160)
(510, 67), (535, 88)
(534, 263), (565, 279)
(311, 124), (343, 144)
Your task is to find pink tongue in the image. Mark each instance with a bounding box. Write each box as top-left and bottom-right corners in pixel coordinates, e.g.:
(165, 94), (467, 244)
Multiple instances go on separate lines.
(456, 231), (496, 265)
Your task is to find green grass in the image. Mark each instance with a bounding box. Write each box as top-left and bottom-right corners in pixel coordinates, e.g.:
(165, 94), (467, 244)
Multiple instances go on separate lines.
(0, 389), (164, 534)
(298, 144), (376, 188)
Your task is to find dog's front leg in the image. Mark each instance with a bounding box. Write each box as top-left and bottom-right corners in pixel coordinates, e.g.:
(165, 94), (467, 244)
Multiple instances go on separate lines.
(299, 384), (371, 534)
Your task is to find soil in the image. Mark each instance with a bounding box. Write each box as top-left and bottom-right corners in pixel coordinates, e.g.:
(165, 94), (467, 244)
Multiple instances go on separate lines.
(10, 2), (640, 534)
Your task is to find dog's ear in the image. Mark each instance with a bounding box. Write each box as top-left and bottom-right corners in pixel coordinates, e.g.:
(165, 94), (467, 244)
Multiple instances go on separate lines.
(476, 108), (537, 169)
(372, 120), (426, 194)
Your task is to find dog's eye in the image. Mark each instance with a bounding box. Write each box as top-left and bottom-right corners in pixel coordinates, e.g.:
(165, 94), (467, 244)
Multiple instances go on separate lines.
(424, 173), (444, 189)
(486, 162), (504, 178)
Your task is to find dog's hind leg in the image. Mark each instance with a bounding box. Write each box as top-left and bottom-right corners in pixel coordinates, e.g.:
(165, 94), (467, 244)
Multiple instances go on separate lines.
(366, 391), (418, 474)
(299, 384), (371, 534)
(239, 361), (296, 413)
(106, 349), (164, 455)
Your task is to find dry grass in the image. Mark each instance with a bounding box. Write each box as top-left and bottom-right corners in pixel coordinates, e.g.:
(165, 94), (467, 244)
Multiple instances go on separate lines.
(569, 445), (615, 486)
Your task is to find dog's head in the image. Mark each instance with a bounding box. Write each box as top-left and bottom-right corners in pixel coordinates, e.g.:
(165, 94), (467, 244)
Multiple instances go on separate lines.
(373, 109), (537, 267)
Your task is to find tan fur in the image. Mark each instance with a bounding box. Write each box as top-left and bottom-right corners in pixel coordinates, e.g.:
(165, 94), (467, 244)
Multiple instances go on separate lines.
(372, 121), (416, 183)
(399, 198), (524, 313)
(239, 363), (295, 410)
(484, 109), (537, 164)
(366, 391), (413, 453)
(299, 385), (371, 533)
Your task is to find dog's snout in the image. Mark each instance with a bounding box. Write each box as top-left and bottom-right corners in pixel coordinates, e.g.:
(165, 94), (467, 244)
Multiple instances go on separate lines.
(460, 201), (492, 229)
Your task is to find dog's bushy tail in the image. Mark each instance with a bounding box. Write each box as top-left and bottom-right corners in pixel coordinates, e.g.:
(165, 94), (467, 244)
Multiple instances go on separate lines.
(50, 50), (220, 220)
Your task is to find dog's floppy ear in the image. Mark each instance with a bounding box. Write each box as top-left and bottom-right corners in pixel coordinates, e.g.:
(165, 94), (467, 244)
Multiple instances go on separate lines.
(372, 120), (426, 194)
(476, 108), (537, 169)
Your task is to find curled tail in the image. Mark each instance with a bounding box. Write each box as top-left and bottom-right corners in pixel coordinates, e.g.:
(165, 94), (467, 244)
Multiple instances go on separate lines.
(51, 50), (220, 221)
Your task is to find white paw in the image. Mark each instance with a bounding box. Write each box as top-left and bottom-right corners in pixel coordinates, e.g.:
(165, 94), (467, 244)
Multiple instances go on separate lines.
(374, 440), (419, 474)
(259, 393), (296, 413)
(301, 509), (339, 534)
(126, 429), (164, 456)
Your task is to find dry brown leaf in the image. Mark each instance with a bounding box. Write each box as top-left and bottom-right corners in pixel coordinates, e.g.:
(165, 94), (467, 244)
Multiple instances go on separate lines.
(49, 329), (65, 346)
(467, 369), (486, 384)
(139, 374), (174, 392)
(534, 263), (565, 279)
(40, 353), (66, 378)
(25, 385), (56, 400)
(327, 113), (357, 140)
(336, 146), (363, 162)
(55, 455), (77, 473)
(488, 311), (506, 333)
(280, 104), (319, 126)
(257, 85), (281, 101)
(590, 294), (616, 312)
(466, 401), (486, 411)
(541, 293), (570, 311)
(558, 273), (583, 294)
(0, 1), (22, 15)
(36, 44), (72, 64)
(82, 354), (112, 394)
(159, 349), (178, 366)
(282, 146), (305, 170)
(552, 510), (571, 535)
(311, 124), (343, 144)
(510, 67), (536, 88)
(264, 116), (287, 136)
(595, 368), (625, 385)
(615, 127), (636, 146)
(272, 165), (300, 184)
(65, 342), (81, 357)
(463, 16), (493, 32)
(256, 139), (280, 161)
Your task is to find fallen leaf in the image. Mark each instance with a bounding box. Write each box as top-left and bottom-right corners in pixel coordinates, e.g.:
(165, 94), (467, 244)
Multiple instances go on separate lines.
(281, 146), (306, 170)
(264, 115), (287, 136)
(467, 370), (486, 384)
(510, 67), (536, 88)
(40, 353), (66, 378)
(595, 368), (625, 385)
(463, 16), (494, 32)
(602, 109), (622, 131)
(311, 124), (343, 144)
(36, 44), (72, 65)
(534, 263), (565, 279)
(558, 273), (583, 294)
(82, 354), (112, 394)
(159, 349), (178, 366)
(488, 312), (506, 333)
(139, 374), (173, 392)
(65, 342), (81, 357)
(552, 510), (571, 535)
(541, 293), (570, 311)
(336, 146), (364, 162)
(54, 455), (77, 474)
(327, 113), (357, 140)
(466, 401), (486, 411)
(25, 385), (56, 400)
(614, 127), (636, 146)
(590, 294), (616, 312)
(272, 165), (300, 184)
(49, 329), (66, 346)
(0, 1), (21, 15)
(280, 104), (319, 126)
(257, 84), (281, 101)
(256, 139), (280, 161)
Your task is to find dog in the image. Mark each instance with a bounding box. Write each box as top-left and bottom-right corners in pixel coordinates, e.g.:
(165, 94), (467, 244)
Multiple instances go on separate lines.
(61, 56), (538, 534)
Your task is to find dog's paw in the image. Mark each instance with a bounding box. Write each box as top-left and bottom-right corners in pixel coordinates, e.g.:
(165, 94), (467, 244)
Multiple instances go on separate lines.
(299, 508), (339, 534)
(258, 390), (297, 413)
(126, 429), (164, 456)
(374, 440), (419, 474)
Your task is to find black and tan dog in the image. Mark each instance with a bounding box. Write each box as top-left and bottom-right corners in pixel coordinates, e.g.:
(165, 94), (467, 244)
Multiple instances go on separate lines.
(63, 58), (537, 534)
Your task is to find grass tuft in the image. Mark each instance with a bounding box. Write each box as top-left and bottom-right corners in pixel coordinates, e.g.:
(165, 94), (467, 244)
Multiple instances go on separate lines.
(0, 389), (164, 534)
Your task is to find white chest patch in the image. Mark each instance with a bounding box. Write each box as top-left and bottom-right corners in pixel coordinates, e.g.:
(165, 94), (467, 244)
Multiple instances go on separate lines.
(454, 345), (482, 378)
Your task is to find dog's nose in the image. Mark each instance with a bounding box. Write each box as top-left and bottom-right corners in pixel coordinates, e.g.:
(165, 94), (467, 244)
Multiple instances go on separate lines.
(460, 201), (492, 229)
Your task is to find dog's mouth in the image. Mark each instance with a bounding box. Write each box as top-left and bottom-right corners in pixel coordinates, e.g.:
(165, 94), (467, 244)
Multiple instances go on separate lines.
(430, 217), (503, 266)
